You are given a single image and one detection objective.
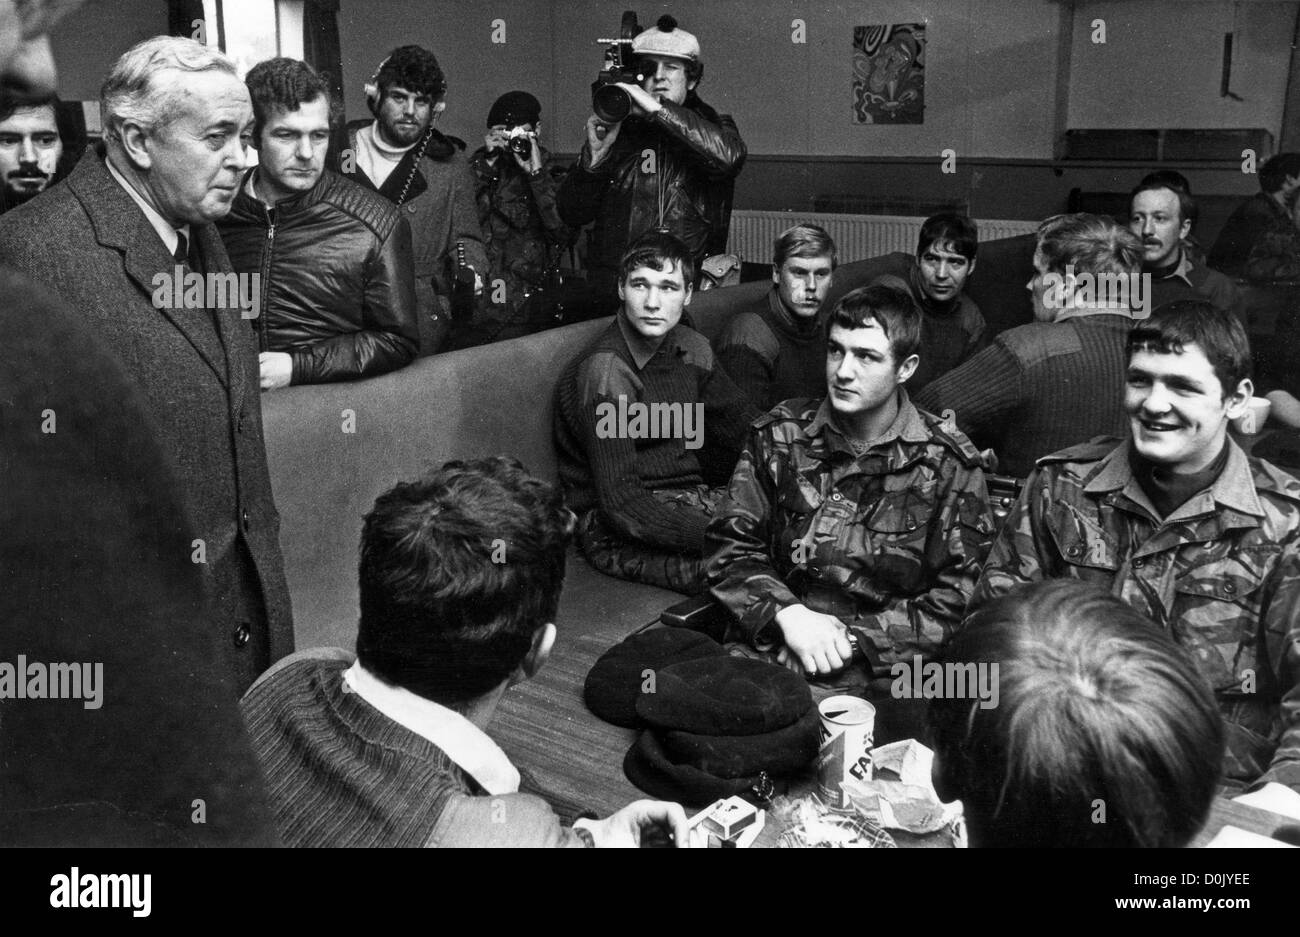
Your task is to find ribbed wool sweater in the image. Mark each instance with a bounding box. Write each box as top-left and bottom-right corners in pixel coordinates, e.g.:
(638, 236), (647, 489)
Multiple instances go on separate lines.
(913, 311), (1134, 478)
(714, 288), (827, 411)
(241, 655), (581, 848)
(555, 320), (757, 552)
(242, 656), (464, 847)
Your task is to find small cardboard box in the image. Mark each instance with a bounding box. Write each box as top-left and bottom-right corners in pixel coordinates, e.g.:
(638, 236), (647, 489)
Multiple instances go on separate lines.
(686, 797), (766, 848)
(701, 796), (759, 841)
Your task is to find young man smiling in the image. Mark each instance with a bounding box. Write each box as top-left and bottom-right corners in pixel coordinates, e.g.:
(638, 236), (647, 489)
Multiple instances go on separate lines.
(706, 284), (994, 697)
(555, 232), (755, 593)
(714, 223), (837, 411)
(975, 301), (1300, 797)
(218, 58), (418, 388)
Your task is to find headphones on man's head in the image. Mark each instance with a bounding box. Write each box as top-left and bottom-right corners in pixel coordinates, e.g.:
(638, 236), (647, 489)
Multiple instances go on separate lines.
(363, 53), (447, 118)
(363, 55), (391, 116)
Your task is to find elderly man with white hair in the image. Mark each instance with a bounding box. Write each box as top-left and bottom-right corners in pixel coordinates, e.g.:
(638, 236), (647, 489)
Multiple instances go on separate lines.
(0, 35), (295, 692)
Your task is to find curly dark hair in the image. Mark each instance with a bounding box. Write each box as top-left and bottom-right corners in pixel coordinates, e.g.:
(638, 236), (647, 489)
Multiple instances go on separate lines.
(374, 45), (447, 102)
(244, 57), (341, 144)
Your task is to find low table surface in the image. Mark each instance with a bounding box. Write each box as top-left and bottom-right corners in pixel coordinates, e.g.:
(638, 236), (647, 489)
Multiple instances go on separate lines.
(490, 610), (1299, 847)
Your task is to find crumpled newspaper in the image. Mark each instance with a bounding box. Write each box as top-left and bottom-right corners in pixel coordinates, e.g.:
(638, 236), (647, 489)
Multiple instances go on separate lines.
(842, 739), (963, 836)
(771, 795), (896, 848)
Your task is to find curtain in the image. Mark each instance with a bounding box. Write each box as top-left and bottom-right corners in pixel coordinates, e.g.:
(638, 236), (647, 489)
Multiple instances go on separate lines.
(168, 0), (214, 43)
(302, 0), (348, 163)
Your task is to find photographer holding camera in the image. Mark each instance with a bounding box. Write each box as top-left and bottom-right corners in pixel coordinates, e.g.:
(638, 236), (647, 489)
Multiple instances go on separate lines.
(466, 91), (570, 347)
(558, 14), (746, 313)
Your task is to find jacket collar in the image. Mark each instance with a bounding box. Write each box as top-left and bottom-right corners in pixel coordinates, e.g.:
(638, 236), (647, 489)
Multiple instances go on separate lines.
(231, 166), (329, 220)
(103, 156), (189, 257)
(805, 389), (930, 462)
(345, 121), (459, 205)
(1169, 250), (1195, 286)
(1053, 301), (1145, 323)
(342, 661), (520, 796)
(764, 287), (825, 339)
(68, 146), (236, 391)
(1083, 436), (1264, 522)
(615, 314), (683, 370)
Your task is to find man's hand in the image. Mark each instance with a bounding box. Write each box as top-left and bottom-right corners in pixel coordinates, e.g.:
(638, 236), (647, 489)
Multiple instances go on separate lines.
(616, 82), (663, 117)
(258, 352), (292, 391)
(585, 114), (622, 167)
(483, 128), (507, 153)
(774, 605), (855, 677)
(511, 136), (543, 176)
(578, 800), (689, 847)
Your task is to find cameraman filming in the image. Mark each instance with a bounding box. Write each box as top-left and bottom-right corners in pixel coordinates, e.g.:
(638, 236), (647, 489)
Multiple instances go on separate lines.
(558, 14), (746, 313)
(466, 91), (570, 347)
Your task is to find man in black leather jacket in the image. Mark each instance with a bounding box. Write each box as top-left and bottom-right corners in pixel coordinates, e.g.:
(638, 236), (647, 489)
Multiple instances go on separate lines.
(557, 15), (746, 312)
(219, 58), (418, 388)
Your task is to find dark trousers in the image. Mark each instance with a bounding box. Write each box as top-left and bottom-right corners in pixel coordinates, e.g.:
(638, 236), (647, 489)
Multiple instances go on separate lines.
(577, 486), (724, 594)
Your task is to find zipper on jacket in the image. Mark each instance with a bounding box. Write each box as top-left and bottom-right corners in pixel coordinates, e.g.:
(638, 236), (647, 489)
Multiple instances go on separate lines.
(259, 205), (275, 351)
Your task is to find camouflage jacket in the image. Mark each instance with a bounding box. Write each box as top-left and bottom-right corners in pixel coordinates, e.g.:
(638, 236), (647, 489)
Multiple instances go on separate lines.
(469, 143), (569, 315)
(974, 437), (1300, 793)
(705, 393), (995, 664)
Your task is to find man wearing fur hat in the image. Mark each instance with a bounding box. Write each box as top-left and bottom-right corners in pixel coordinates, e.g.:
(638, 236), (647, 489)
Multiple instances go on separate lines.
(558, 14), (746, 312)
(342, 45), (487, 354)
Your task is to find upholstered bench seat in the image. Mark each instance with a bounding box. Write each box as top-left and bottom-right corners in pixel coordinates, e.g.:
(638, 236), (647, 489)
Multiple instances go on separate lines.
(259, 238), (1035, 814)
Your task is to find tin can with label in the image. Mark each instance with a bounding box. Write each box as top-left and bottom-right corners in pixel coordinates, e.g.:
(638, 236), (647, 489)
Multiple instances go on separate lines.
(815, 695), (876, 807)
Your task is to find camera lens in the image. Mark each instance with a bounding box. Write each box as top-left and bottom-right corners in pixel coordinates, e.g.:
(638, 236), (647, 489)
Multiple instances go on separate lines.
(592, 84), (631, 123)
(509, 135), (532, 158)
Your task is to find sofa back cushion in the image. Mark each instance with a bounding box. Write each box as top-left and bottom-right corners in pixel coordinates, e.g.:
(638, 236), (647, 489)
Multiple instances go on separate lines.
(261, 238), (1031, 648)
(261, 280), (765, 646)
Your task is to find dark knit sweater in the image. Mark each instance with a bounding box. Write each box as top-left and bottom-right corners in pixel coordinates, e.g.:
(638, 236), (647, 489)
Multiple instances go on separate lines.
(913, 311), (1134, 478)
(714, 287), (827, 411)
(870, 252), (986, 391)
(1145, 252), (1240, 315)
(555, 319), (757, 552)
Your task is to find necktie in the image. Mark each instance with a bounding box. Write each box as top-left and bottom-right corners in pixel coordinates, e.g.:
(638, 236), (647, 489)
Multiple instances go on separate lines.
(169, 229), (221, 344)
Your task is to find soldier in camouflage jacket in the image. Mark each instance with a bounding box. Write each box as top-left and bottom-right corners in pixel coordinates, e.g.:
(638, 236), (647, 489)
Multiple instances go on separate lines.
(705, 392), (996, 677)
(975, 301), (1300, 796)
(974, 436), (1300, 794)
(467, 96), (570, 347)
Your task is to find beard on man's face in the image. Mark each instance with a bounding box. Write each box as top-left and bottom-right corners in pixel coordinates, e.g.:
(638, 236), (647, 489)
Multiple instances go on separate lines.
(378, 108), (427, 147)
(3, 168), (50, 205)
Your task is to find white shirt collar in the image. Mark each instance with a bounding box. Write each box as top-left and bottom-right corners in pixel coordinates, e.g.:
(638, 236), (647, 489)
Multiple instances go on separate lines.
(342, 661), (521, 796)
(105, 155), (190, 257)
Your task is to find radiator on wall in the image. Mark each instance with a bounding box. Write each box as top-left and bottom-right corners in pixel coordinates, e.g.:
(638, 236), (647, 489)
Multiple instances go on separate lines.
(726, 210), (1040, 264)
